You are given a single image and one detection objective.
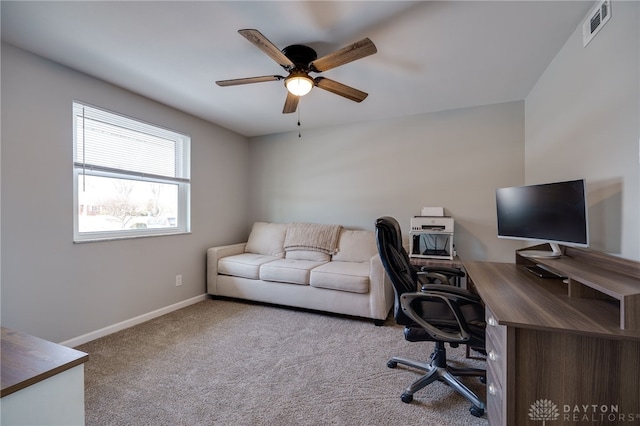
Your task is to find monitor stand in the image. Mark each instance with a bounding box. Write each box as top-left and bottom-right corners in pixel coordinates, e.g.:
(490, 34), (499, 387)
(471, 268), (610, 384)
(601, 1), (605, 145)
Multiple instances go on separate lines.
(519, 243), (563, 259)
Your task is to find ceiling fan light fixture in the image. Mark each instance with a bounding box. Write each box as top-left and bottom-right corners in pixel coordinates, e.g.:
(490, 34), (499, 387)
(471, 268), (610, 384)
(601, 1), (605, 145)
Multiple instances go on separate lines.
(285, 72), (314, 96)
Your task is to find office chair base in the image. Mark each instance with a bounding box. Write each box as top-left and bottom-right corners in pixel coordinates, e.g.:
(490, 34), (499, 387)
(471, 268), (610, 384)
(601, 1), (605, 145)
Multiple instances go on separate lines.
(388, 348), (486, 417)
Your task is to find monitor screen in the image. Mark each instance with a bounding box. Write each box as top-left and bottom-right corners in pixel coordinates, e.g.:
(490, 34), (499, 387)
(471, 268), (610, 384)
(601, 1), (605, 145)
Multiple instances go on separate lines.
(496, 179), (589, 258)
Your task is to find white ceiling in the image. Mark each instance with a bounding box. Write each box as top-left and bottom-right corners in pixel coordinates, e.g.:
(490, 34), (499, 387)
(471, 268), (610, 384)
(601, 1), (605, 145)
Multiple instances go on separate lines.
(1, 1), (595, 137)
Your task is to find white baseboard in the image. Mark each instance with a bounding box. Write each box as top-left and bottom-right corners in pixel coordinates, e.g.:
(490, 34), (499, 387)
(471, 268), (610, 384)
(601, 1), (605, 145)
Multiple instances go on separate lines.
(60, 294), (208, 348)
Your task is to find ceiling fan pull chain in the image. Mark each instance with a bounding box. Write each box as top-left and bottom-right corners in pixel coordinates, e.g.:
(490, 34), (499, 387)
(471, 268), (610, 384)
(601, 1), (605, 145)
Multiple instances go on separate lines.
(298, 105), (302, 138)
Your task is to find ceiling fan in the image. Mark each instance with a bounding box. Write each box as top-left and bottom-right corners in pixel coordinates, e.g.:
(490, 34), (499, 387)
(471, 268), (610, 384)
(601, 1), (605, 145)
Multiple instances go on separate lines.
(216, 29), (377, 114)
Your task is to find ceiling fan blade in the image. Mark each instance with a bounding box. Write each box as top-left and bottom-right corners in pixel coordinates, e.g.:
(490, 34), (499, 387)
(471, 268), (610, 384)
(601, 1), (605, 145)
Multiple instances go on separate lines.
(238, 29), (295, 70)
(309, 38), (377, 72)
(283, 91), (299, 114)
(314, 77), (368, 103)
(216, 75), (283, 87)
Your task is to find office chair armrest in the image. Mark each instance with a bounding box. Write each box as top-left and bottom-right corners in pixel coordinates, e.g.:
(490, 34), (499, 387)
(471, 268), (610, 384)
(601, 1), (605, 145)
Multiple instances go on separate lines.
(419, 284), (482, 303)
(417, 266), (465, 286)
(400, 290), (479, 343)
(420, 266), (465, 277)
(416, 271), (452, 286)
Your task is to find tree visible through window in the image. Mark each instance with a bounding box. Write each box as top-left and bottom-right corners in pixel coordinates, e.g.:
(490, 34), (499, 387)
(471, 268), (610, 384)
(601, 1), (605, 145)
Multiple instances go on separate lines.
(73, 102), (190, 242)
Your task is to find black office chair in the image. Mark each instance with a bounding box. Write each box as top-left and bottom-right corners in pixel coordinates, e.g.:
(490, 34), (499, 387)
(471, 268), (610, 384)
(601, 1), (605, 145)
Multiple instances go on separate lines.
(375, 216), (486, 417)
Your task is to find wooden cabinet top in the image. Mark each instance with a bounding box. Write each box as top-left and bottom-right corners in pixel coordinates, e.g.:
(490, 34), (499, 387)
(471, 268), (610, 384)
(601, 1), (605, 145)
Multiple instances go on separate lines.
(1, 327), (88, 397)
(463, 261), (640, 341)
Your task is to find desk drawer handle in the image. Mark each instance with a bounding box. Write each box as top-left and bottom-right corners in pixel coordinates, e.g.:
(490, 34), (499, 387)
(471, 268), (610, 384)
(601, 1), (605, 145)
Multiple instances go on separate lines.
(488, 383), (497, 396)
(487, 316), (497, 326)
(488, 350), (498, 361)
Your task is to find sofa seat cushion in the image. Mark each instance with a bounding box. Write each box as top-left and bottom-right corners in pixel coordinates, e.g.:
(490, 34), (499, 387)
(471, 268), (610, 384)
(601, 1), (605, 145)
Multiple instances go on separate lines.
(310, 261), (370, 294)
(260, 259), (327, 285)
(218, 253), (280, 280)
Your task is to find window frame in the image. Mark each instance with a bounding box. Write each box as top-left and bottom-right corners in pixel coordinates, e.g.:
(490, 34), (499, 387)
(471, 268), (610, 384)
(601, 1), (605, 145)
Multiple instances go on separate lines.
(72, 101), (191, 242)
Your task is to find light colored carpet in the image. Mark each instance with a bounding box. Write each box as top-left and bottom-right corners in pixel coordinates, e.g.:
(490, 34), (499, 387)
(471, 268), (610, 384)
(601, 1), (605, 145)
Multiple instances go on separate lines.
(78, 298), (488, 425)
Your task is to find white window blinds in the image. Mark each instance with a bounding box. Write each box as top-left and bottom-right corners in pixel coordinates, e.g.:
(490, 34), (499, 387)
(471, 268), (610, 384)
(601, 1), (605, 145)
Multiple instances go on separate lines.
(73, 102), (190, 182)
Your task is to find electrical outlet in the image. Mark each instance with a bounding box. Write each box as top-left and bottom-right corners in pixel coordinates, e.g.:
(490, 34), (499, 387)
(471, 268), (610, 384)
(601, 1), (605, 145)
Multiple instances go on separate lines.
(175, 274), (182, 287)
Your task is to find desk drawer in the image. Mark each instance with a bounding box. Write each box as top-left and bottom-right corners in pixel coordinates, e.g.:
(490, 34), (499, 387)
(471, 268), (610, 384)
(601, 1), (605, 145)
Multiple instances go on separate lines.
(486, 361), (504, 425)
(485, 306), (507, 425)
(486, 325), (506, 386)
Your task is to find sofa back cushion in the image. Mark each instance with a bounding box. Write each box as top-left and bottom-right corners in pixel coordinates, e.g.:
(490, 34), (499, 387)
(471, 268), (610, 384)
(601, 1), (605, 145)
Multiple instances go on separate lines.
(332, 229), (377, 263)
(245, 222), (287, 257)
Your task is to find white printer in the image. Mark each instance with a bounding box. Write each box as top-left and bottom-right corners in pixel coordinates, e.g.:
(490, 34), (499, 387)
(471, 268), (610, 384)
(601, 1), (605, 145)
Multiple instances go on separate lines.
(409, 215), (454, 260)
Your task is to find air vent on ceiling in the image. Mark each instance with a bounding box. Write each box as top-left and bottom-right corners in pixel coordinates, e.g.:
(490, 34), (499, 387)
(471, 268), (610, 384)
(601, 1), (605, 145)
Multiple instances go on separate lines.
(583, 0), (611, 47)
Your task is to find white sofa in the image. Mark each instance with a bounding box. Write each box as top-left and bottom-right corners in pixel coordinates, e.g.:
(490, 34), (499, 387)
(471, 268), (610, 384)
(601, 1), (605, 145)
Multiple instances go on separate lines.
(207, 222), (394, 324)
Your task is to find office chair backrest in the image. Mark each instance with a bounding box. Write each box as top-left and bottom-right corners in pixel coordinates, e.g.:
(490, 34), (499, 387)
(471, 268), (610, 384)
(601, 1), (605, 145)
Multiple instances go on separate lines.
(376, 216), (418, 278)
(375, 216), (420, 326)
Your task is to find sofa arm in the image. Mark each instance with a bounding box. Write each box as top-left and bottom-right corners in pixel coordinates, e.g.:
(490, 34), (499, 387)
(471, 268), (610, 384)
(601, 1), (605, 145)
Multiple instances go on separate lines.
(207, 243), (246, 294)
(368, 254), (394, 321)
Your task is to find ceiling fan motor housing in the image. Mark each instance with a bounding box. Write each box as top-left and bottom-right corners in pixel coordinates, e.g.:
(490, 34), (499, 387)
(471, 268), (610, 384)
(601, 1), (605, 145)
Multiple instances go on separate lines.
(282, 44), (317, 69)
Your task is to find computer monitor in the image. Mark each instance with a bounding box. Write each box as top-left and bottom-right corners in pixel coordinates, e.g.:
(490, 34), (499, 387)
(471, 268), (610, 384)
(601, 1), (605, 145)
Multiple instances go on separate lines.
(496, 179), (589, 258)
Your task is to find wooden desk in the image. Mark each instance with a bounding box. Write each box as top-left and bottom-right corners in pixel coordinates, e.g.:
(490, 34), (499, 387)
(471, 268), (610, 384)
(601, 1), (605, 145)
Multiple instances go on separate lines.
(1, 327), (89, 425)
(463, 247), (640, 426)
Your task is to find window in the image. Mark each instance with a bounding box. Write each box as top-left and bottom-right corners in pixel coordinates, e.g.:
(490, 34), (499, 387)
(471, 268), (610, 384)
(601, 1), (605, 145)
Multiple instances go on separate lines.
(73, 102), (190, 242)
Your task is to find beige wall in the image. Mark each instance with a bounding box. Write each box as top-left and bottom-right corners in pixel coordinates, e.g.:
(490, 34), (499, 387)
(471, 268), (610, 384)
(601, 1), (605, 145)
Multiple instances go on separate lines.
(1, 44), (250, 343)
(248, 101), (526, 262)
(525, 1), (639, 261)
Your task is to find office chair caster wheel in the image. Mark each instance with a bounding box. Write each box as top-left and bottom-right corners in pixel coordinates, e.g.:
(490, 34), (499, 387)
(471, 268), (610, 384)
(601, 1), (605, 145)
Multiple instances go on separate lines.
(401, 392), (413, 403)
(387, 360), (397, 368)
(470, 405), (484, 417)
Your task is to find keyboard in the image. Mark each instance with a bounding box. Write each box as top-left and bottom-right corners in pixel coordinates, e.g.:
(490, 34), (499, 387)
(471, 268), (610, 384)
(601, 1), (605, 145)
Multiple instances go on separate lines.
(526, 265), (566, 279)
